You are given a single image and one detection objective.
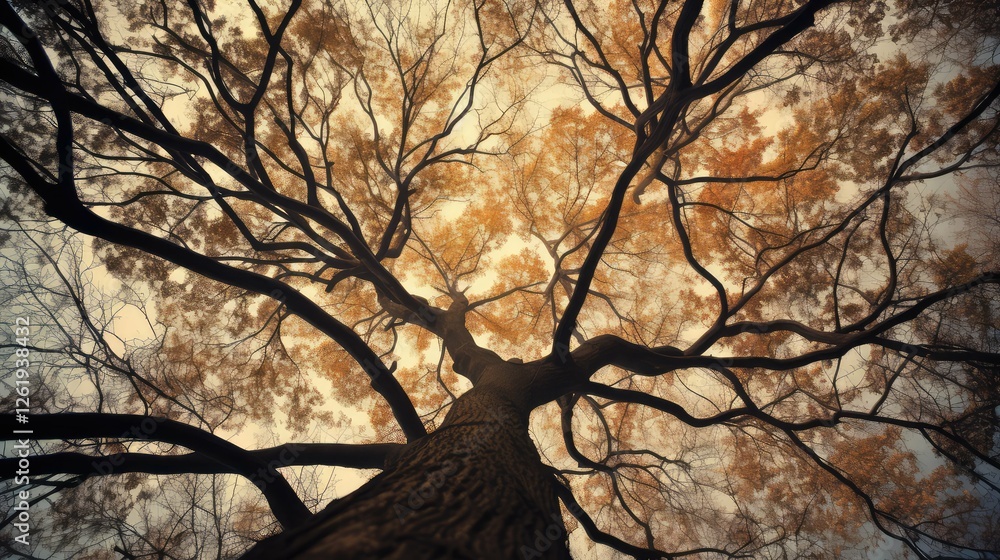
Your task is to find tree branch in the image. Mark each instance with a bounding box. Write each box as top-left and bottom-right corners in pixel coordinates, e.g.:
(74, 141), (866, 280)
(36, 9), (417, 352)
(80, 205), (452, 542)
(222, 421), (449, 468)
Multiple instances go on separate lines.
(0, 442), (402, 478)
(1, 412), (311, 529)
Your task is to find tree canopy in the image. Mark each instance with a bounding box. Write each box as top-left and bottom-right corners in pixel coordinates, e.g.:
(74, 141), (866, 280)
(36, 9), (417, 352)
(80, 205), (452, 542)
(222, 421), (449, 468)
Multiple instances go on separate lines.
(1, 0), (999, 558)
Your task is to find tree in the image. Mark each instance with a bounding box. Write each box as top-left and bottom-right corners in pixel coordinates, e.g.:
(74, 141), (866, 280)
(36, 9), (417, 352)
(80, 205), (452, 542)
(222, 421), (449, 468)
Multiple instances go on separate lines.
(1, 0), (998, 557)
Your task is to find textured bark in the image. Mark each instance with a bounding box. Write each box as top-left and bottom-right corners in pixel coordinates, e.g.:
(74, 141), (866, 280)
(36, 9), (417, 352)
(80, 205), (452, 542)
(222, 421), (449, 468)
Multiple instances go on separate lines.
(239, 385), (570, 560)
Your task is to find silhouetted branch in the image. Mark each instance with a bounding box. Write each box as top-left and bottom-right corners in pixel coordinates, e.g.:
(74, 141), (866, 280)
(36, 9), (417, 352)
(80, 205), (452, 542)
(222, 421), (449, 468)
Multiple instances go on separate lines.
(0, 442), (402, 478)
(1, 412), (311, 528)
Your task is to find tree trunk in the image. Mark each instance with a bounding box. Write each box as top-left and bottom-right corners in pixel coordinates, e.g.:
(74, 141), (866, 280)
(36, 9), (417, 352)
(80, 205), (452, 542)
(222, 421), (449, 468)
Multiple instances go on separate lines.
(239, 385), (571, 559)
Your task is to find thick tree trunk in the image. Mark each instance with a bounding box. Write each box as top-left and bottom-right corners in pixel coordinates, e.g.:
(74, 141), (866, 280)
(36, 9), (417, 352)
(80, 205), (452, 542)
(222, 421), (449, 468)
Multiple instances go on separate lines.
(240, 385), (571, 559)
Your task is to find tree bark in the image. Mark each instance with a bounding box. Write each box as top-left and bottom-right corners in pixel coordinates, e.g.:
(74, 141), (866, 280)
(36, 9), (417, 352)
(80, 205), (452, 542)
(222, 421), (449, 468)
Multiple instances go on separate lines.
(239, 385), (571, 560)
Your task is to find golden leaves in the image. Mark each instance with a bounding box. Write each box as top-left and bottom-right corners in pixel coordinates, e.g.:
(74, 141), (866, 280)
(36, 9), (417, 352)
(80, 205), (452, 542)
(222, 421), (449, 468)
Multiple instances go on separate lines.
(512, 106), (630, 237)
(829, 426), (976, 526)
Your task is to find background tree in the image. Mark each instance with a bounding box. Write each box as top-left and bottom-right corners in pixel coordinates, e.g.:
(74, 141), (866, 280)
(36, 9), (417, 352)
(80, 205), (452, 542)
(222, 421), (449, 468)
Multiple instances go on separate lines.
(1, 0), (998, 558)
